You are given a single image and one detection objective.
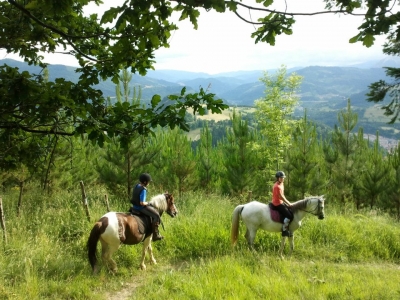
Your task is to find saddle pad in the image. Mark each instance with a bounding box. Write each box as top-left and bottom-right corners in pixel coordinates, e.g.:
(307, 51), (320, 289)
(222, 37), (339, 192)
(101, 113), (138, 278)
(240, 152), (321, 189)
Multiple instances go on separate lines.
(132, 214), (150, 235)
(268, 203), (283, 223)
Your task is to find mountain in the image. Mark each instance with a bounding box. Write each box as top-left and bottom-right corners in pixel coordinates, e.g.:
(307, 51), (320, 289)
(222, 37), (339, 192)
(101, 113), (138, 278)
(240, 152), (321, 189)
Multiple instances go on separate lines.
(1, 58), (393, 106)
(2, 57), (400, 139)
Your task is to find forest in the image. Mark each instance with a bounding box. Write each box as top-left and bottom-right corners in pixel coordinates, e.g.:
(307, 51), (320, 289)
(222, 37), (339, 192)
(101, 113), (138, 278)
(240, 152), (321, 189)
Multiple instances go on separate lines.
(2, 66), (400, 220)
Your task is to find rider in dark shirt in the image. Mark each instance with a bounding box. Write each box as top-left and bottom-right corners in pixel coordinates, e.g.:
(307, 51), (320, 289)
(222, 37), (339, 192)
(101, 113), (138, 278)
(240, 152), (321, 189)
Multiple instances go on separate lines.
(131, 173), (163, 241)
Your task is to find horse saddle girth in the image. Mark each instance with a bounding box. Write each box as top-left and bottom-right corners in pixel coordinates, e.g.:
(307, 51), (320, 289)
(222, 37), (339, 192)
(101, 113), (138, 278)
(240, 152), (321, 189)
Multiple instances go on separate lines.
(128, 209), (152, 235)
(268, 203), (286, 223)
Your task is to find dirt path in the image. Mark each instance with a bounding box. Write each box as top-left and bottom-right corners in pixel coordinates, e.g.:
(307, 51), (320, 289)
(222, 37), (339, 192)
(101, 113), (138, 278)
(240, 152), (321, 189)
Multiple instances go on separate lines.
(105, 281), (140, 300)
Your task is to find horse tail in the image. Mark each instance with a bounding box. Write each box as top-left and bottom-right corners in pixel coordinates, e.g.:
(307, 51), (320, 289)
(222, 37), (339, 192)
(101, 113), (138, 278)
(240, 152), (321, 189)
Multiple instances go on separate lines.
(87, 220), (104, 273)
(231, 204), (245, 247)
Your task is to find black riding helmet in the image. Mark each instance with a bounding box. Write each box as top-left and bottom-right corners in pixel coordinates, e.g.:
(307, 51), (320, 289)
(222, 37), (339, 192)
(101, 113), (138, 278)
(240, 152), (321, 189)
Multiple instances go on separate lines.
(275, 171), (286, 178)
(139, 173), (152, 183)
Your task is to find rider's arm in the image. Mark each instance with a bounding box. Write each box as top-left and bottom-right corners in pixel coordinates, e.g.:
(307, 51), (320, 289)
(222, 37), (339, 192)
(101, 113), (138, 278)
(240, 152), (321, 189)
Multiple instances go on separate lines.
(139, 189), (150, 206)
(279, 189), (292, 206)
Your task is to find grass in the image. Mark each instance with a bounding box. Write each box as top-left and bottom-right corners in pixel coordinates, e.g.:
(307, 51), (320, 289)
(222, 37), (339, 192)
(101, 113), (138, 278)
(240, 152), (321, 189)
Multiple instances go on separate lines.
(1, 188), (400, 299)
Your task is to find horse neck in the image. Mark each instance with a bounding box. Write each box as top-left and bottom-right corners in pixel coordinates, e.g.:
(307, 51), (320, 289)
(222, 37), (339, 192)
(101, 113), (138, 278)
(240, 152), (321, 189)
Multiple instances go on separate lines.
(292, 197), (319, 220)
(291, 199), (309, 220)
(149, 194), (167, 212)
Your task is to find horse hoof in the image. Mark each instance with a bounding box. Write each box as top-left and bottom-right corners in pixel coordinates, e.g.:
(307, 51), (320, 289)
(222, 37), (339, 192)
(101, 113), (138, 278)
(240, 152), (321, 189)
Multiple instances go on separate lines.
(140, 264), (147, 271)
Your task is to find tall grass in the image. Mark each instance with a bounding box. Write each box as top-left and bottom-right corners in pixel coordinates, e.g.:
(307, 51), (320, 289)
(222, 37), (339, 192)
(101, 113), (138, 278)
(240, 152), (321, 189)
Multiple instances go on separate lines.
(0, 187), (399, 299)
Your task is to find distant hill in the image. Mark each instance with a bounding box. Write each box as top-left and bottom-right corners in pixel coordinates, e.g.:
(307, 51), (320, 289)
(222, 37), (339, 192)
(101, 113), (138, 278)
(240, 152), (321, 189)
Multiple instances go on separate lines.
(2, 57), (400, 139)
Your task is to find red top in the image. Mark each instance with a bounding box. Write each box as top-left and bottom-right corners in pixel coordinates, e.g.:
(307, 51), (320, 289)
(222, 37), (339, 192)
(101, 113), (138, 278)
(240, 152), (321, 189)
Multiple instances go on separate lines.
(272, 181), (283, 206)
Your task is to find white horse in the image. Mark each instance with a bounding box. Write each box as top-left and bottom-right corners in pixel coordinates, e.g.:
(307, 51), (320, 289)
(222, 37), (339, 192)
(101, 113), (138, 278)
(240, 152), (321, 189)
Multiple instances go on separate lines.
(87, 193), (177, 273)
(231, 196), (325, 258)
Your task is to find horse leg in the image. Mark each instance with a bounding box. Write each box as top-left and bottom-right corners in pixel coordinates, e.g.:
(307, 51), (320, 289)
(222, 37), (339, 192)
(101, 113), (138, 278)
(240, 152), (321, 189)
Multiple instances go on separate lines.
(288, 235), (294, 257)
(100, 239), (119, 273)
(279, 236), (287, 259)
(245, 228), (257, 249)
(139, 237), (153, 270)
(147, 241), (157, 265)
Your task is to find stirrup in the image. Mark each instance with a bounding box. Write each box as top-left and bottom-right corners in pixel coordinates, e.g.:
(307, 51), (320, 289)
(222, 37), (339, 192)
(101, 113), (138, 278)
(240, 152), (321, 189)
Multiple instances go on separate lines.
(152, 234), (164, 241)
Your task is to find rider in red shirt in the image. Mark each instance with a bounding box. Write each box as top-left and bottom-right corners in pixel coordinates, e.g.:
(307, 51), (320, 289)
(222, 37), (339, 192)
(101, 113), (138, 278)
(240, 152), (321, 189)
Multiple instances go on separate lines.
(272, 171), (293, 236)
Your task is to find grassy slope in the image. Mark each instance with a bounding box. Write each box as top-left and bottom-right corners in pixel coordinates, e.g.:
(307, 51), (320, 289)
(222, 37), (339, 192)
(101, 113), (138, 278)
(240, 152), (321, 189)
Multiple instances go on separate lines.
(0, 187), (399, 299)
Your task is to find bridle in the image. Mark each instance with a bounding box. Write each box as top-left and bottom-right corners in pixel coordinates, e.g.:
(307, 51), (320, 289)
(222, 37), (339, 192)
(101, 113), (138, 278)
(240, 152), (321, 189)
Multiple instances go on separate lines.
(300, 198), (324, 219)
(164, 193), (177, 217)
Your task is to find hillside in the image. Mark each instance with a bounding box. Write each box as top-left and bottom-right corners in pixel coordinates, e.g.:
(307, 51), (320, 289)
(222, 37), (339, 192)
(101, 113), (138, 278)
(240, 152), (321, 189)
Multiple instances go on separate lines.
(2, 58), (400, 138)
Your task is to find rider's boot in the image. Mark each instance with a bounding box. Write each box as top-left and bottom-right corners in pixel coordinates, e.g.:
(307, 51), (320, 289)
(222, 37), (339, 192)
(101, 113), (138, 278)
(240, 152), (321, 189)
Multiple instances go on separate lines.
(282, 218), (290, 237)
(152, 222), (164, 241)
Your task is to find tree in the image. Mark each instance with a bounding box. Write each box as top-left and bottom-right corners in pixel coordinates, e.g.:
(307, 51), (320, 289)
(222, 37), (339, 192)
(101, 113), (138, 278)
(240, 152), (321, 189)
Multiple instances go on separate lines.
(96, 70), (160, 198)
(285, 112), (321, 199)
(221, 110), (257, 196)
(156, 128), (197, 197)
(196, 123), (218, 193)
(323, 99), (360, 205)
(360, 132), (389, 209)
(386, 142), (400, 220)
(254, 65), (302, 171)
(367, 64), (400, 124)
(0, 0), (228, 167)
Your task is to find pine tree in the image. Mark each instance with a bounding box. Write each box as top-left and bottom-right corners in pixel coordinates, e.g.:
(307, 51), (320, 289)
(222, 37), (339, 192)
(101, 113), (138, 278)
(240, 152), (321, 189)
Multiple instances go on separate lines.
(286, 112), (320, 199)
(96, 70), (158, 199)
(196, 123), (218, 193)
(156, 128), (197, 197)
(386, 143), (400, 220)
(360, 132), (389, 209)
(324, 99), (359, 205)
(221, 110), (257, 196)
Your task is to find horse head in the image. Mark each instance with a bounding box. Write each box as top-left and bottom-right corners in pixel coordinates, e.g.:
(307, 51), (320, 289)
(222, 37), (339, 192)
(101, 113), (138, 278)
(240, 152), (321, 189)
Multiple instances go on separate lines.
(316, 195), (325, 220)
(164, 193), (178, 218)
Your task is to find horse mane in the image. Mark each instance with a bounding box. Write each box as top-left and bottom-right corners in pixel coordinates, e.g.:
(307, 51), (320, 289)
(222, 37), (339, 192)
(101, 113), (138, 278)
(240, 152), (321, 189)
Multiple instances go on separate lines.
(291, 196), (320, 213)
(148, 194), (167, 212)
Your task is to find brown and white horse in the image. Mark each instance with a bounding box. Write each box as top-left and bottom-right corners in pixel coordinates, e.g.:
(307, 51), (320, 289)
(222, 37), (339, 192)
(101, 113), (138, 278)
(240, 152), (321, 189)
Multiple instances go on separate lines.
(87, 193), (177, 273)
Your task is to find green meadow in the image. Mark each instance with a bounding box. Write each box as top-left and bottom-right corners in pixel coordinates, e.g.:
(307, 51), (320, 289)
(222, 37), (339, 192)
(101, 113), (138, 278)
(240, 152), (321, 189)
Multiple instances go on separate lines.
(1, 187), (399, 300)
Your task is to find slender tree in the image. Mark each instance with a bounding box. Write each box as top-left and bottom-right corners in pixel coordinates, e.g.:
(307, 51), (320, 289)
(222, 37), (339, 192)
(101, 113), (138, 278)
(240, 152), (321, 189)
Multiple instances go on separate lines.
(325, 99), (359, 205)
(386, 142), (400, 220)
(156, 128), (197, 197)
(196, 123), (217, 193)
(286, 112), (320, 199)
(254, 65), (302, 172)
(221, 110), (257, 196)
(96, 70), (159, 198)
(360, 132), (389, 209)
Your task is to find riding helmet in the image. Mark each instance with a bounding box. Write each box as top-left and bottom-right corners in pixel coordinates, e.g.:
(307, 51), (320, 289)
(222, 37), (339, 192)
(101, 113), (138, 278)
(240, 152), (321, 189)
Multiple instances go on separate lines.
(139, 173), (152, 183)
(275, 171), (286, 178)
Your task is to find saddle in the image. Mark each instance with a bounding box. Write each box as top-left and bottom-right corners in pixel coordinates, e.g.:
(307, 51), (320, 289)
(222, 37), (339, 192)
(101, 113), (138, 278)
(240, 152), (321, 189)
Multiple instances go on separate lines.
(128, 208), (152, 235)
(268, 203), (287, 223)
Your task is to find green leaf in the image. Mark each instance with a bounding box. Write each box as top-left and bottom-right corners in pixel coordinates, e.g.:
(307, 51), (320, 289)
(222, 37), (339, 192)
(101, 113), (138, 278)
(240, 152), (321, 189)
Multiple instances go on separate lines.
(151, 94), (161, 107)
(100, 7), (120, 24)
(149, 35), (160, 47)
(180, 87), (186, 96)
(262, 0), (273, 7)
(363, 34), (375, 47)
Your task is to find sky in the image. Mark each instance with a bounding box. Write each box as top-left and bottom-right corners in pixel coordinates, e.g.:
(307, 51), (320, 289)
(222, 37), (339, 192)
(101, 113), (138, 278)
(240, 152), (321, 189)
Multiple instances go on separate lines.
(0, 0), (390, 74)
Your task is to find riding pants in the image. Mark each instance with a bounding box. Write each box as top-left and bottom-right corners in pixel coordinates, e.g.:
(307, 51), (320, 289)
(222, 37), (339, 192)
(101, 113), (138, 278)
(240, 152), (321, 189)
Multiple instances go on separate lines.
(273, 204), (293, 222)
(137, 206), (161, 223)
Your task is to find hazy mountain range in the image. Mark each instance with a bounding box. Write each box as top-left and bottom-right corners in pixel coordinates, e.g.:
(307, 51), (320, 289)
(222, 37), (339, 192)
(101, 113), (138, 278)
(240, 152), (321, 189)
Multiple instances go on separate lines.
(2, 57), (400, 108)
(2, 57), (400, 140)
